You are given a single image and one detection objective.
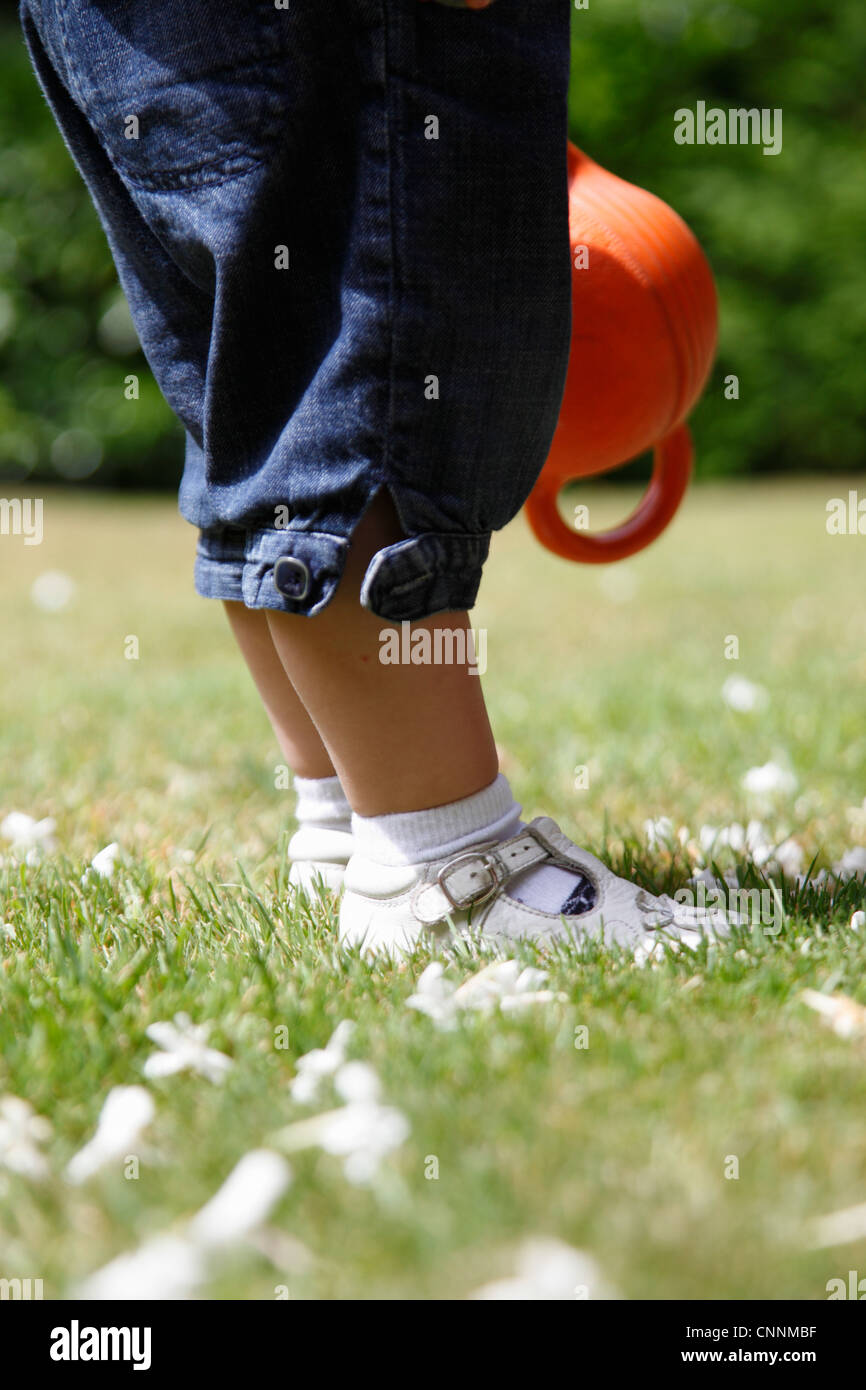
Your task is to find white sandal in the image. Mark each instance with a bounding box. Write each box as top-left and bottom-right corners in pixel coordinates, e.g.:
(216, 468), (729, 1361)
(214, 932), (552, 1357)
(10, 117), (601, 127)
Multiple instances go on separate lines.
(339, 816), (735, 954)
(288, 825), (355, 893)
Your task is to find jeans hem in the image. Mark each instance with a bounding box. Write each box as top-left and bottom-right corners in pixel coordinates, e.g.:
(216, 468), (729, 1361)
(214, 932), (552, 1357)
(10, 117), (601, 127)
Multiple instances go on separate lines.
(194, 523), (490, 621)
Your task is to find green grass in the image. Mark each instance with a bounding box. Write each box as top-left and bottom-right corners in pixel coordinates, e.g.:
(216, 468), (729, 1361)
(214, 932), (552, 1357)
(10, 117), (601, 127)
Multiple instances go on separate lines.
(1, 479), (865, 1300)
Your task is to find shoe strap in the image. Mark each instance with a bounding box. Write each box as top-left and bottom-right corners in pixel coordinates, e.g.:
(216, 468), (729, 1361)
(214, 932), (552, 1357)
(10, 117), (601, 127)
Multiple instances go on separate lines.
(413, 827), (552, 925)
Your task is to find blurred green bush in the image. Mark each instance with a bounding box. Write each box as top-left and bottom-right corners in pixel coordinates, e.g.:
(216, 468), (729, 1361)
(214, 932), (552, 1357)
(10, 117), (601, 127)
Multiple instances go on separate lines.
(0, 0), (863, 487)
(0, 10), (182, 487)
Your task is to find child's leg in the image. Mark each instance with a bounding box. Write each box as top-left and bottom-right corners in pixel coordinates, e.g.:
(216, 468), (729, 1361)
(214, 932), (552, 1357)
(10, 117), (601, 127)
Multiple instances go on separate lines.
(223, 486), (498, 815)
(224, 599), (354, 888)
(264, 493), (499, 818)
(223, 601), (335, 780)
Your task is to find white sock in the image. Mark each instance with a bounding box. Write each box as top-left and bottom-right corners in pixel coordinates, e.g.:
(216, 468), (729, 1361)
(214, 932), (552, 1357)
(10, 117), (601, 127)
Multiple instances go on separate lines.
(351, 773), (596, 915)
(351, 772), (520, 864)
(293, 774), (353, 835)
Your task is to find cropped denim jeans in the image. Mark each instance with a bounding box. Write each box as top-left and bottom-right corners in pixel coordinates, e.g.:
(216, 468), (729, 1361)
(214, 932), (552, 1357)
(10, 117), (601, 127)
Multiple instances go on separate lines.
(21, 0), (572, 619)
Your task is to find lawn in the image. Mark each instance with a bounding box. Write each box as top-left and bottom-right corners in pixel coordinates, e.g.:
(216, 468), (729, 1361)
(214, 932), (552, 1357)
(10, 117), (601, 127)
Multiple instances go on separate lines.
(1, 478), (865, 1300)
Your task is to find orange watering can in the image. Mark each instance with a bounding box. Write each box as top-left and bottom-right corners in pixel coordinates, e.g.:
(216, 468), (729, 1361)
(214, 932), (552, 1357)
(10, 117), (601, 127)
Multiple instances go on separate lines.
(526, 142), (718, 563)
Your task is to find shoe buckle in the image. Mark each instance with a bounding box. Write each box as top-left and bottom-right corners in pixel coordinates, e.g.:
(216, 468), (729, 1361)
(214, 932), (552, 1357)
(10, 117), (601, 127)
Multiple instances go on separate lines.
(436, 847), (507, 912)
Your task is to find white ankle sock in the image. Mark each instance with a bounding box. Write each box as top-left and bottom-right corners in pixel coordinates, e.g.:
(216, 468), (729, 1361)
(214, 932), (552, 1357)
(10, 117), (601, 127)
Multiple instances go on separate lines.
(350, 773), (596, 916)
(293, 775), (353, 834)
(350, 773), (520, 866)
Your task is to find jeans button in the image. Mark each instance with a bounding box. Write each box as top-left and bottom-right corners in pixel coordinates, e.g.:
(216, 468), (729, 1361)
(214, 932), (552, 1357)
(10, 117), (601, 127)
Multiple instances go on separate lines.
(274, 555), (311, 601)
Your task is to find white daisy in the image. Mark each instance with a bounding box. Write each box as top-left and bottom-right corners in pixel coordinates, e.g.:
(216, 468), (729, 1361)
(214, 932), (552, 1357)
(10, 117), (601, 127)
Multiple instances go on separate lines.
(469, 1238), (618, 1300)
(66, 1086), (155, 1185)
(143, 1013), (233, 1084)
(289, 1019), (355, 1104)
(314, 1096), (410, 1187)
(189, 1150), (291, 1247)
(0, 1094), (52, 1179)
(85, 842), (123, 881)
(742, 762), (797, 799)
(834, 848), (866, 880)
(407, 959), (564, 1029)
(721, 676), (768, 713)
(78, 1235), (204, 1301)
(0, 811), (57, 862)
(30, 570), (76, 613)
(277, 1062), (409, 1186)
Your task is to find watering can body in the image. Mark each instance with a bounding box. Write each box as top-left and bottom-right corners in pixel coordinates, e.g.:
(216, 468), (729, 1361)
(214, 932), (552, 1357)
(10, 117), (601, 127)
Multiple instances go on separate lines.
(525, 143), (718, 563)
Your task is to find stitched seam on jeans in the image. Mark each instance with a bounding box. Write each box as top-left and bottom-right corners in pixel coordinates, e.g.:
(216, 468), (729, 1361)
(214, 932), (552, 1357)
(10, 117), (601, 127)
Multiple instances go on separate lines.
(388, 571), (434, 597)
(110, 148), (273, 193)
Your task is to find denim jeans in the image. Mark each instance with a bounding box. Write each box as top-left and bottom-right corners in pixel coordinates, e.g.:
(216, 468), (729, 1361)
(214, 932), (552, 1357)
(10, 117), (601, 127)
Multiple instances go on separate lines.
(21, 0), (572, 618)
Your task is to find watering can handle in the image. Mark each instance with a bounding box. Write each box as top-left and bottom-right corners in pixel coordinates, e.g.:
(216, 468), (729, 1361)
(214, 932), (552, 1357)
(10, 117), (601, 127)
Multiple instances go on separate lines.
(524, 424), (693, 564)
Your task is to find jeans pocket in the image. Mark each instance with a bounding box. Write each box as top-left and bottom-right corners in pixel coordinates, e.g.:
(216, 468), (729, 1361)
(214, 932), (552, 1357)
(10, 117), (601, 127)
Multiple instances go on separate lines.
(56, 0), (292, 189)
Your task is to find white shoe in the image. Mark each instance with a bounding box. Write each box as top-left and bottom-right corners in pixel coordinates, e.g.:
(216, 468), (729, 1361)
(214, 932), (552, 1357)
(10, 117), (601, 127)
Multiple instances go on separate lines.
(339, 816), (735, 955)
(288, 825), (354, 894)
